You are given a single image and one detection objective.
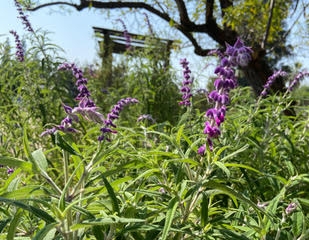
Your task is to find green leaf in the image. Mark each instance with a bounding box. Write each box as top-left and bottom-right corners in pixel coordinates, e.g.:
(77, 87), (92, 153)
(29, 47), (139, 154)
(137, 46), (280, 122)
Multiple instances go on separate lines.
(161, 196), (179, 240)
(23, 127), (33, 162)
(1, 186), (45, 199)
(201, 193), (209, 227)
(262, 189), (285, 233)
(176, 124), (185, 145)
(0, 197), (56, 223)
(169, 19), (175, 27)
(213, 146), (230, 163)
(71, 216), (145, 229)
(224, 163), (261, 174)
(0, 218), (11, 234)
(32, 223), (57, 240)
(54, 132), (81, 157)
(0, 156), (32, 172)
(205, 180), (265, 214)
(31, 148), (48, 172)
(102, 175), (120, 214)
(292, 211), (303, 237)
(92, 226), (105, 240)
(125, 168), (160, 190)
(217, 229), (250, 240)
(214, 161), (231, 178)
(59, 158), (85, 212)
(220, 144), (249, 162)
(7, 209), (22, 240)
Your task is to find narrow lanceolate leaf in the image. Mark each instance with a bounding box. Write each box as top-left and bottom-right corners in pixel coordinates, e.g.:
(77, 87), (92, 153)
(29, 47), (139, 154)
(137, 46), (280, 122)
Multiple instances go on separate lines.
(32, 222), (58, 240)
(7, 209), (22, 240)
(0, 197), (56, 223)
(0, 156), (32, 172)
(54, 132), (81, 157)
(176, 124), (185, 145)
(292, 211), (303, 237)
(0, 218), (11, 233)
(205, 180), (265, 215)
(161, 197), (179, 240)
(220, 144), (249, 162)
(262, 188), (286, 232)
(102, 175), (120, 214)
(92, 226), (105, 240)
(214, 161), (231, 178)
(71, 216), (145, 229)
(31, 148), (48, 172)
(201, 193), (209, 227)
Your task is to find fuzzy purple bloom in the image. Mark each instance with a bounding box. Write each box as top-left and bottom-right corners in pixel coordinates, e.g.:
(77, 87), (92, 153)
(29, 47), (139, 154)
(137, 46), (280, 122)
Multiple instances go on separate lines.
(137, 114), (156, 123)
(14, 0), (34, 33)
(98, 97), (138, 141)
(58, 63), (92, 102)
(198, 38), (252, 154)
(9, 30), (24, 62)
(288, 71), (309, 92)
(285, 202), (297, 215)
(225, 38), (252, 67)
(197, 144), (206, 156)
(260, 70), (287, 97)
(42, 63), (99, 136)
(7, 168), (14, 175)
(179, 58), (193, 106)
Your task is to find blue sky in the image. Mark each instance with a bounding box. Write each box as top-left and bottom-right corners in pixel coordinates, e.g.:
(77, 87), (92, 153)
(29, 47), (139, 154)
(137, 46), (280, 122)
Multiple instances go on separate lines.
(1, 1), (308, 86)
(0, 1), (108, 64)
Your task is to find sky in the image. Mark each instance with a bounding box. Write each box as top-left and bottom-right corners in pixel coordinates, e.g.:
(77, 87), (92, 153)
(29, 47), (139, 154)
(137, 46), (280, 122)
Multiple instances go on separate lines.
(0, 1), (107, 64)
(0, 1), (212, 86)
(1, 1), (308, 87)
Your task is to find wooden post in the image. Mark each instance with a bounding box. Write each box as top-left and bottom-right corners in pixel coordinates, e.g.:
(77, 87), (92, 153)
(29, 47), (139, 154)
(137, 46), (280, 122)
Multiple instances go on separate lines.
(102, 32), (113, 87)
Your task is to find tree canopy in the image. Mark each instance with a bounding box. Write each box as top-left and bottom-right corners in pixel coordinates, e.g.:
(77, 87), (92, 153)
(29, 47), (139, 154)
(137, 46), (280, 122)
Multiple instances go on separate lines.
(26, 0), (309, 95)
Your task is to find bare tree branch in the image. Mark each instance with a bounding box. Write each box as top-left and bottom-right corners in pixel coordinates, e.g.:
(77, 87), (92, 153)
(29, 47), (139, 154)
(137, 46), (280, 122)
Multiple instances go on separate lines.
(28, 0), (237, 56)
(27, 0), (302, 99)
(219, 0), (233, 17)
(27, 1), (80, 11)
(174, 0), (192, 27)
(261, 0), (275, 49)
(206, 0), (214, 23)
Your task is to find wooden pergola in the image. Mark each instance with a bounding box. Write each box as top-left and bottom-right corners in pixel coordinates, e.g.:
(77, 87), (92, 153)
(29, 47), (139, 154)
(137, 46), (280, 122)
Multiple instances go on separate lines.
(93, 27), (174, 85)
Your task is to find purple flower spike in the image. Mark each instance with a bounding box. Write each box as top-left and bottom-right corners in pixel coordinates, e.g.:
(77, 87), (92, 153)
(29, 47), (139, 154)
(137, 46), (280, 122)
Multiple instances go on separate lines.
(179, 58), (193, 106)
(199, 38), (252, 152)
(42, 62), (138, 142)
(226, 38), (253, 67)
(9, 30), (24, 62)
(197, 144), (206, 156)
(14, 0), (34, 33)
(288, 71), (309, 92)
(285, 202), (297, 215)
(137, 114), (156, 123)
(260, 70), (287, 97)
(98, 97), (138, 141)
(117, 19), (131, 50)
(42, 63), (99, 136)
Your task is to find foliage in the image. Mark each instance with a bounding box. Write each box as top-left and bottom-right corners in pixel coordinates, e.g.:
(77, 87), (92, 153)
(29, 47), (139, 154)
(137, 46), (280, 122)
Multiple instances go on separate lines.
(0, 31), (75, 159)
(1, 3), (309, 239)
(89, 34), (181, 125)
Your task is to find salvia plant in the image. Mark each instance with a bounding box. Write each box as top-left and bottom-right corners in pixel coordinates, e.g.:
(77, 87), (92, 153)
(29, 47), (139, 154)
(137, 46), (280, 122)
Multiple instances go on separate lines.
(0, 1), (309, 240)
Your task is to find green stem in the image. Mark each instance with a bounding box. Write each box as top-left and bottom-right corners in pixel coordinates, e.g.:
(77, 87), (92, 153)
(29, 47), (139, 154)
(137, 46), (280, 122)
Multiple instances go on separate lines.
(63, 150), (74, 240)
(41, 171), (62, 195)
